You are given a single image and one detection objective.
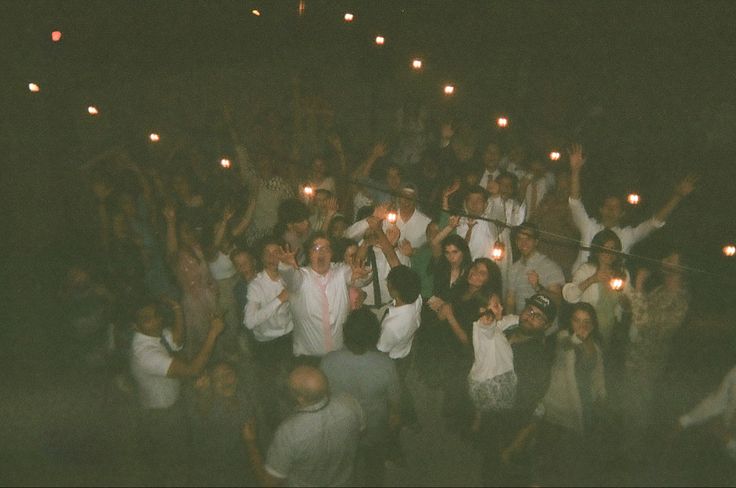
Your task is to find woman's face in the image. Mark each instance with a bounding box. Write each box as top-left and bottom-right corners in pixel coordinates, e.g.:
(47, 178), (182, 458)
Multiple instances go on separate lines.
(465, 193), (486, 216)
(467, 262), (490, 289)
(343, 244), (358, 266)
(597, 239), (619, 266)
(330, 220), (347, 239)
(571, 309), (595, 341)
(443, 244), (464, 267)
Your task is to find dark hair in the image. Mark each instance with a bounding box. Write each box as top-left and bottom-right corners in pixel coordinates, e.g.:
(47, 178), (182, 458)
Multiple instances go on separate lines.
(327, 214), (348, 238)
(356, 205), (375, 222)
(278, 198), (310, 225)
(567, 302), (600, 342)
(515, 222), (540, 240)
(433, 234), (472, 293)
(343, 308), (381, 355)
(314, 188), (333, 199)
(588, 229), (624, 271)
(387, 265), (421, 304)
(332, 237), (357, 263)
(473, 257), (503, 298)
(462, 185), (489, 201)
(495, 171), (519, 193)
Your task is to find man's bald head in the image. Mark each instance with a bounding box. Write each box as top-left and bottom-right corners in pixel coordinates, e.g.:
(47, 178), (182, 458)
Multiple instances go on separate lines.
(289, 366), (329, 407)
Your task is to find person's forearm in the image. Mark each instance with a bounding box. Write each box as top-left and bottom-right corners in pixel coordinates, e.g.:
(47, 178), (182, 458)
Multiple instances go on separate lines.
(570, 168), (582, 199)
(432, 224), (456, 253)
(378, 234), (401, 269)
(188, 330), (220, 376)
(170, 305), (185, 347)
(245, 438), (279, 487)
(447, 313), (469, 345)
(213, 220), (228, 251)
(578, 273), (598, 291)
(165, 221), (178, 260)
(653, 193), (683, 223)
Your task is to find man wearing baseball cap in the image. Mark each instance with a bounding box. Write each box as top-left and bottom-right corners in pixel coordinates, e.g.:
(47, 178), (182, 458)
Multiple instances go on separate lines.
(480, 293), (556, 486)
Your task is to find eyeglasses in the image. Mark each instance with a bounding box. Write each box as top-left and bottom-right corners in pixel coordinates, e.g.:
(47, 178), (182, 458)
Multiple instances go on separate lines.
(311, 244), (332, 254)
(522, 307), (547, 322)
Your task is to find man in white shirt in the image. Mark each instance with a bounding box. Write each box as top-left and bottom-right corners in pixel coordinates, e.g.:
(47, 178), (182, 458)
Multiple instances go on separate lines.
(456, 186), (498, 261)
(568, 143), (697, 272)
(130, 297), (224, 485)
(506, 223), (565, 315)
(478, 142), (503, 189)
(278, 232), (372, 360)
(520, 155), (555, 220)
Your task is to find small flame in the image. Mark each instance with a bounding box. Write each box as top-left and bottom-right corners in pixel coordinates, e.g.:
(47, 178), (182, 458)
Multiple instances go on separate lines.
(609, 277), (624, 291)
(444, 84), (455, 95)
(627, 193), (641, 205)
(724, 245), (736, 257)
(87, 106), (99, 115)
(491, 241), (505, 261)
(496, 117), (508, 128)
(303, 186), (314, 196)
(51, 30), (62, 42)
(251, 9), (261, 16)
(28, 83), (40, 93)
(149, 133), (160, 142)
(387, 212), (398, 224)
(375, 36), (385, 45)
(411, 59), (423, 70)
(220, 158), (231, 169)
(344, 13), (354, 22)
(549, 151), (561, 161)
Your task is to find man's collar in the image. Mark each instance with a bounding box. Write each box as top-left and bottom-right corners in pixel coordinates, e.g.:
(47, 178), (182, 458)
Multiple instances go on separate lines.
(297, 397), (329, 413)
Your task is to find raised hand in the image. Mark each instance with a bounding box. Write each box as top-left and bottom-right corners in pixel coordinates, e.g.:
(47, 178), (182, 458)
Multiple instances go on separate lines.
(398, 239), (414, 257)
(163, 204), (177, 224)
(596, 267), (613, 284)
(350, 259), (372, 282)
(385, 225), (401, 246)
(278, 245), (298, 269)
(371, 142), (388, 159)
(325, 196), (339, 217)
(448, 215), (461, 228)
(568, 143), (586, 173)
(443, 181), (461, 199)
(527, 270), (540, 289)
(674, 174), (698, 198)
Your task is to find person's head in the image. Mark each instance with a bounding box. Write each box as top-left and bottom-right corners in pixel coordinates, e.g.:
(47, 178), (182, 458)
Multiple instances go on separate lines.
(527, 154), (548, 180)
(255, 237), (285, 271)
(467, 258), (503, 297)
(135, 299), (164, 337)
(599, 194), (625, 228)
(398, 184), (418, 215)
(114, 192), (138, 219)
(288, 365), (329, 408)
(515, 222), (540, 258)
(313, 189), (332, 212)
(460, 162), (483, 188)
(332, 237), (358, 265)
(278, 199), (311, 237)
(231, 248), (257, 281)
(305, 232), (333, 274)
(518, 294), (556, 336)
(482, 142), (502, 171)
(441, 234), (472, 271)
(172, 172), (195, 200)
(343, 308), (381, 355)
(327, 215), (348, 239)
(311, 157), (329, 178)
(252, 148), (275, 177)
(568, 302), (598, 342)
(385, 163), (402, 192)
(387, 265), (421, 305)
(177, 219), (201, 249)
(495, 172), (518, 200)
(464, 187), (489, 216)
(589, 229), (623, 270)
(210, 361), (238, 398)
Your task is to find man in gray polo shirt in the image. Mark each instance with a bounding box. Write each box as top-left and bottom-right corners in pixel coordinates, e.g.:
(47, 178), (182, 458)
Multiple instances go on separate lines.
(245, 365), (365, 487)
(506, 222), (565, 315)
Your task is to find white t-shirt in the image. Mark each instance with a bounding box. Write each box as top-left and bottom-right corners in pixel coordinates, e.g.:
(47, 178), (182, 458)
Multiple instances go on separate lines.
(130, 329), (182, 409)
(469, 315), (518, 383)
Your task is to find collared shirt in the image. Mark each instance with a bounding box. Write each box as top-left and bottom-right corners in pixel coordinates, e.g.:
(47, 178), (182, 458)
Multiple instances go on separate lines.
(321, 351), (400, 446)
(568, 196), (665, 273)
(508, 252), (565, 314)
(130, 329), (182, 409)
(377, 297), (423, 359)
(279, 263), (359, 356)
(244, 270), (294, 342)
(395, 208), (432, 249)
(523, 173), (556, 216)
(265, 393), (365, 487)
(456, 216), (497, 261)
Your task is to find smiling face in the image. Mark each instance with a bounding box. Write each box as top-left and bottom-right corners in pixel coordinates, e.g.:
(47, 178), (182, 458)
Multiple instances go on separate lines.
(467, 261), (490, 289)
(599, 196), (624, 228)
(465, 192), (487, 216)
(309, 238), (333, 274)
(515, 229), (538, 258)
(519, 304), (549, 335)
(571, 308), (594, 341)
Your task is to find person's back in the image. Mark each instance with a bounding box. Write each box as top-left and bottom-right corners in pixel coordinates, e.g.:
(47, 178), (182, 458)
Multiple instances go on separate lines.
(266, 392), (364, 486)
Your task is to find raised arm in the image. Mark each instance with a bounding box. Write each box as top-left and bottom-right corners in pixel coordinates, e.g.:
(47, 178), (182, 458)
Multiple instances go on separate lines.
(167, 317), (225, 378)
(652, 174), (698, 224)
(276, 246), (304, 292)
(163, 204), (178, 263)
(231, 192), (258, 238)
(568, 143), (585, 200)
(430, 215), (460, 258)
(351, 142), (387, 180)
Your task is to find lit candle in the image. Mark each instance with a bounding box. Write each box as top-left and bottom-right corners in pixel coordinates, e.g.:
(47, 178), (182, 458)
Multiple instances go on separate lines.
(627, 193), (640, 205)
(87, 106), (99, 116)
(303, 186), (314, 197)
(344, 12), (354, 22)
(387, 212), (398, 224)
(609, 277), (624, 291)
(51, 30), (62, 42)
(491, 241), (505, 261)
(251, 9), (261, 16)
(549, 151), (561, 161)
(220, 158), (231, 169)
(375, 36), (385, 46)
(444, 84), (455, 95)
(411, 59), (423, 70)
(28, 83), (40, 93)
(496, 117), (508, 128)
(724, 245), (736, 257)
(149, 133), (160, 142)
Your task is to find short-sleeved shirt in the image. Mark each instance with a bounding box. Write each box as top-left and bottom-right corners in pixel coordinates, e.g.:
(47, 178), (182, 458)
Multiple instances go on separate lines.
(321, 350), (400, 446)
(130, 329), (181, 409)
(507, 252), (565, 314)
(265, 393), (365, 487)
(377, 297), (423, 359)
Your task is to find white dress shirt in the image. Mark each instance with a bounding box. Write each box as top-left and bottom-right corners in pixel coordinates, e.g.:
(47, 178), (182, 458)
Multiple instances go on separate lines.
(507, 251), (565, 314)
(279, 263), (363, 356)
(130, 329), (182, 409)
(568, 197), (664, 272)
(377, 296), (423, 359)
(345, 210), (431, 254)
(485, 196), (527, 287)
(479, 168), (502, 193)
(362, 246), (411, 307)
(244, 270), (294, 342)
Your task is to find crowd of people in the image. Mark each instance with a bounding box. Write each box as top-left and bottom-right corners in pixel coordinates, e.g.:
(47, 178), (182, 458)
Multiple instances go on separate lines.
(58, 100), (736, 487)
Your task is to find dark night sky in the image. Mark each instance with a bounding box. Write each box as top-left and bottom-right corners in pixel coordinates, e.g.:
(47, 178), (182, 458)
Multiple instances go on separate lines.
(2, 0), (736, 305)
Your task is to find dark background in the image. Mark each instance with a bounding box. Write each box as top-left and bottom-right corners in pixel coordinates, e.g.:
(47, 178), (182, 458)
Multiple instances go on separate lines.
(1, 1), (736, 484)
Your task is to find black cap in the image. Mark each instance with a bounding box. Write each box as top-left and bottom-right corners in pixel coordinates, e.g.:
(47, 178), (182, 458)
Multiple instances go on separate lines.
(525, 293), (556, 322)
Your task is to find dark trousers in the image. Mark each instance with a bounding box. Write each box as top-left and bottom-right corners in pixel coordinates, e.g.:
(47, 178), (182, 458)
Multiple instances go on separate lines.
(480, 410), (532, 487)
(252, 334), (294, 430)
(136, 402), (191, 486)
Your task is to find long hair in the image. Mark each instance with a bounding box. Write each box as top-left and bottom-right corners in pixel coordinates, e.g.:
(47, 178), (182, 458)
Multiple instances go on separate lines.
(588, 229), (624, 273)
(432, 233), (472, 293)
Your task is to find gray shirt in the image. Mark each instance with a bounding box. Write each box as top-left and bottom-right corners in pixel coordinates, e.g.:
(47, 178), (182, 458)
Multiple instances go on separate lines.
(265, 393), (365, 487)
(321, 349), (401, 446)
(508, 251), (565, 314)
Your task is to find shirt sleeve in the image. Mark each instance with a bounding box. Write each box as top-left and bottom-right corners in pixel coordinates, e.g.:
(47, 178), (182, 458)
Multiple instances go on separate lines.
(244, 280), (284, 330)
(278, 263), (305, 292)
(137, 344), (174, 377)
(345, 218), (370, 241)
(568, 196), (596, 234)
(265, 426), (293, 481)
(626, 217), (665, 246)
(161, 328), (183, 352)
(680, 366), (736, 428)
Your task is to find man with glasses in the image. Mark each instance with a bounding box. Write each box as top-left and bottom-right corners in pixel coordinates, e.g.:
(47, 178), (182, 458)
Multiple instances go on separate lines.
(480, 293), (556, 486)
(278, 232), (372, 363)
